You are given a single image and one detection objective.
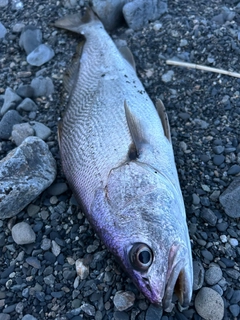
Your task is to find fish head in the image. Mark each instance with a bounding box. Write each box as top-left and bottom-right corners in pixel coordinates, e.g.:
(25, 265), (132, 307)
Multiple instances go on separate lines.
(91, 161), (193, 311)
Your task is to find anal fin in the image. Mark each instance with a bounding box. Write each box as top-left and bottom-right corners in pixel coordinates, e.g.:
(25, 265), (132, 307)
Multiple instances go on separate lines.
(155, 99), (171, 142)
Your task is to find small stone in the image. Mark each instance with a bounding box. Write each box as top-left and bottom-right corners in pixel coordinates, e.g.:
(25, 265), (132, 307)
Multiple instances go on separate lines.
(193, 260), (204, 291)
(11, 123), (35, 146)
(31, 76), (54, 97)
(22, 314), (37, 320)
(30, 121), (51, 140)
(230, 290), (240, 304)
(51, 240), (61, 257)
(192, 193), (200, 205)
(213, 155), (225, 166)
(220, 235), (227, 243)
(229, 304), (240, 317)
(229, 238), (238, 247)
(1, 87), (22, 115)
(0, 110), (22, 140)
(19, 26), (42, 55)
(180, 39), (188, 46)
(161, 70), (174, 83)
(228, 164), (240, 175)
(12, 22), (25, 33)
(205, 266), (222, 285)
(153, 22), (162, 31)
(113, 291), (135, 311)
(27, 44), (55, 66)
(11, 222), (36, 245)
(25, 256), (41, 269)
(194, 118), (209, 129)
(195, 287), (224, 320)
(201, 249), (213, 261)
(75, 259), (89, 280)
(145, 304), (162, 320)
(47, 182), (68, 196)
(0, 314), (10, 320)
(81, 303), (96, 316)
(41, 238), (51, 250)
(44, 274), (55, 286)
(212, 146), (224, 154)
(211, 284), (223, 296)
(219, 176), (240, 218)
(17, 98), (37, 112)
(0, 137), (56, 219)
(225, 269), (240, 280)
(201, 208), (217, 226)
(0, 22), (7, 38)
(0, 0), (8, 8)
(16, 85), (35, 98)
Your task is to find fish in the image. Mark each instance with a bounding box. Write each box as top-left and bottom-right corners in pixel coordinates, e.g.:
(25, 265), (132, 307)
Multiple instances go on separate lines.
(54, 8), (193, 312)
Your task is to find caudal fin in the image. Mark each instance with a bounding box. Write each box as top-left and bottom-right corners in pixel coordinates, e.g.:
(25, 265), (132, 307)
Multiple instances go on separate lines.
(54, 7), (101, 34)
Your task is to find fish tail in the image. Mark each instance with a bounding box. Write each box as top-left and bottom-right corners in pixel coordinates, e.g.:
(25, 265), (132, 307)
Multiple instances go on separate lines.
(54, 7), (101, 34)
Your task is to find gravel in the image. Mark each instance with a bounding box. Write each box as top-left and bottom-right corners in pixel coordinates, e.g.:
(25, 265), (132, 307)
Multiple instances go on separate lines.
(1, 0), (240, 319)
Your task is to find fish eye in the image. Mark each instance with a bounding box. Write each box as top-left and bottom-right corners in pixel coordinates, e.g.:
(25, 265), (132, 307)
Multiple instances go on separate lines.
(129, 243), (153, 271)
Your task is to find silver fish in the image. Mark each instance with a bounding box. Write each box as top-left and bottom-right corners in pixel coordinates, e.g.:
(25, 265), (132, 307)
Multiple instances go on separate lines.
(55, 9), (193, 312)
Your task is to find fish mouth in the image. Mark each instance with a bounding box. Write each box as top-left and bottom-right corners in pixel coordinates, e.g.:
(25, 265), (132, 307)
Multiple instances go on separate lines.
(162, 259), (192, 312)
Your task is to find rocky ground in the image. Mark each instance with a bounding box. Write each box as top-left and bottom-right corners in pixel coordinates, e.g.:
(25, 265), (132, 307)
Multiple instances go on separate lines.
(1, 0), (240, 319)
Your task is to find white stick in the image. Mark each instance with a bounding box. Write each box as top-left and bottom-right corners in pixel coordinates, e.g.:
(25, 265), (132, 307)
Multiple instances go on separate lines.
(166, 59), (240, 79)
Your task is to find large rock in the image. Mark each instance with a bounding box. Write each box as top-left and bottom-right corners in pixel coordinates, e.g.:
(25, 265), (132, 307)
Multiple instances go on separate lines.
(123, 0), (168, 30)
(0, 136), (56, 219)
(90, 0), (127, 30)
(12, 222), (36, 245)
(219, 176), (240, 218)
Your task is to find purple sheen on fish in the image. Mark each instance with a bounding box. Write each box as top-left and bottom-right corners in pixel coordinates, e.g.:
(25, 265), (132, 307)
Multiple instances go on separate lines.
(55, 8), (193, 312)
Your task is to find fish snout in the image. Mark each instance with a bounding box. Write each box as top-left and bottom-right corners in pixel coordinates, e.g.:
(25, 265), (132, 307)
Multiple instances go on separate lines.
(163, 244), (193, 312)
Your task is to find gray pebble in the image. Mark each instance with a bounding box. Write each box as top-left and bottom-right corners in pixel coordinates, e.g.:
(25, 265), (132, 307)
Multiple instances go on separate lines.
(219, 176), (240, 218)
(227, 164), (240, 175)
(17, 98), (37, 112)
(19, 26), (42, 55)
(201, 249), (213, 261)
(213, 145), (224, 154)
(31, 76), (54, 97)
(211, 284), (223, 296)
(30, 121), (51, 140)
(145, 304), (162, 320)
(27, 44), (55, 66)
(51, 240), (61, 257)
(213, 154), (225, 166)
(201, 208), (217, 226)
(44, 274), (55, 286)
(180, 39), (188, 46)
(12, 123), (35, 146)
(195, 287), (224, 320)
(230, 290), (240, 303)
(12, 22), (25, 33)
(12, 0), (24, 11)
(81, 303), (95, 316)
(0, 110), (22, 140)
(22, 315), (37, 320)
(0, 136), (56, 219)
(25, 256), (41, 269)
(0, 314), (10, 320)
(41, 238), (51, 250)
(113, 291), (135, 311)
(47, 182), (68, 196)
(0, 0), (8, 7)
(11, 222), (36, 245)
(0, 22), (7, 38)
(123, 0), (168, 30)
(193, 260), (204, 291)
(161, 70), (174, 83)
(225, 268), (240, 280)
(205, 266), (223, 285)
(229, 304), (240, 317)
(194, 118), (209, 129)
(1, 87), (22, 115)
(16, 85), (35, 98)
(27, 204), (40, 216)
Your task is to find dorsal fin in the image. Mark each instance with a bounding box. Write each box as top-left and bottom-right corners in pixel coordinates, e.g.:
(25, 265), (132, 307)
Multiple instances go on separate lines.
(155, 99), (171, 142)
(54, 8), (100, 34)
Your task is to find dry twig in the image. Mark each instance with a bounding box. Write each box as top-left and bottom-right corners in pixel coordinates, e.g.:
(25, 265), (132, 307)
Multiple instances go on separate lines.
(166, 60), (240, 79)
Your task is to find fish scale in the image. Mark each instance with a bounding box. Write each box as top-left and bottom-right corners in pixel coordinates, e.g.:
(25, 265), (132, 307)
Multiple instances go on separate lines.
(55, 8), (193, 312)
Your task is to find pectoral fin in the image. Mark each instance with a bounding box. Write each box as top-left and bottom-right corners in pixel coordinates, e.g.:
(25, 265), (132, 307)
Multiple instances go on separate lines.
(155, 99), (171, 142)
(118, 46), (136, 71)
